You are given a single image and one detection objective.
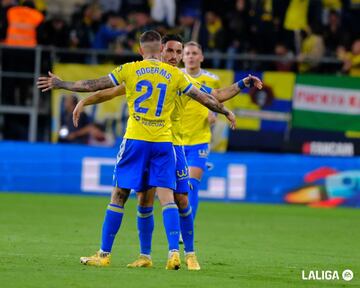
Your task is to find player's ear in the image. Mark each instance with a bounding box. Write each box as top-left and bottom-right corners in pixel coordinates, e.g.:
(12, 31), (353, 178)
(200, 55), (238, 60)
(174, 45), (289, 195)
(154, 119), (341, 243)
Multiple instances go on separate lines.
(160, 44), (164, 52)
(139, 46), (144, 56)
(200, 53), (204, 63)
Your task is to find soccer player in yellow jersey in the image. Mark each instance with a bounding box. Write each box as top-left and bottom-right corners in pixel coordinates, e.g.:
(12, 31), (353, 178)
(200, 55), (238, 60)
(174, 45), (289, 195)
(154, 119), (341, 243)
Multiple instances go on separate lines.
(182, 41), (220, 220)
(37, 31), (236, 270)
(70, 34), (262, 270)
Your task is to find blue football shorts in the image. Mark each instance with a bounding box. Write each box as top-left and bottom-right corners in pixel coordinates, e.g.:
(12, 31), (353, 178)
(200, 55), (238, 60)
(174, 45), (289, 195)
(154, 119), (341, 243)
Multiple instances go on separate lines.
(173, 145), (191, 194)
(112, 139), (176, 191)
(183, 143), (210, 171)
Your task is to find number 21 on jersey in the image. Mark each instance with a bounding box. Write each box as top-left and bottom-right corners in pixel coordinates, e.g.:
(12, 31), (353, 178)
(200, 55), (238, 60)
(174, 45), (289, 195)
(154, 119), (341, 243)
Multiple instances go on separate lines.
(134, 80), (167, 117)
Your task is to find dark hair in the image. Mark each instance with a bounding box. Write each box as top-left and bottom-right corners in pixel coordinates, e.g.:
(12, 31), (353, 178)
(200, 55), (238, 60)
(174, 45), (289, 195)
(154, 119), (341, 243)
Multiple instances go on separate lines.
(139, 30), (161, 44)
(103, 11), (118, 23)
(23, 1), (36, 9)
(310, 23), (323, 36)
(329, 9), (339, 17)
(161, 34), (183, 45)
(184, 41), (202, 51)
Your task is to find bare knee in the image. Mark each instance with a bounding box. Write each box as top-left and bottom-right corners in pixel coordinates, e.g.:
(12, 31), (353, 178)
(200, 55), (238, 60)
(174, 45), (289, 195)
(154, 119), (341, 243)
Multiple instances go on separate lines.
(157, 187), (175, 206)
(189, 167), (203, 180)
(137, 189), (155, 207)
(111, 187), (130, 206)
(174, 193), (189, 210)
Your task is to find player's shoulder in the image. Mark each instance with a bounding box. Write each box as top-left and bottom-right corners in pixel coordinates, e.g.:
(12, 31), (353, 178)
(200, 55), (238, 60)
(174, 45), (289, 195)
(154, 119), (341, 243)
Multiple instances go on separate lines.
(201, 69), (220, 81)
(168, 66), (188, 78)
(152, 61), (177, 73)
(128, 60), (148, 68)
(115, 61), (136, 70)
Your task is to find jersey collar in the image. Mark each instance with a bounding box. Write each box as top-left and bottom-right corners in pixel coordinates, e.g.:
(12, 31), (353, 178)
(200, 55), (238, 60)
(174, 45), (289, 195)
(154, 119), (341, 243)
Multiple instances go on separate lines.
(186, 68), (202, 78)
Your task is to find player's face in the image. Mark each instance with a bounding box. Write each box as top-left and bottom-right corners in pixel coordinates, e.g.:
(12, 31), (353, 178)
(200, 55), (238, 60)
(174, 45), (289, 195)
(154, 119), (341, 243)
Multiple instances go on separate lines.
(183, 45), (204, 70)
(161, 41), (183, 67)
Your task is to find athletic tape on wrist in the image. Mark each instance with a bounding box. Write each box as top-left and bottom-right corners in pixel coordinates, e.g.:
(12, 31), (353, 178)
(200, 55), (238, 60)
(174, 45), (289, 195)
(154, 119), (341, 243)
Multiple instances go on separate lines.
(237, 79), (246, 89)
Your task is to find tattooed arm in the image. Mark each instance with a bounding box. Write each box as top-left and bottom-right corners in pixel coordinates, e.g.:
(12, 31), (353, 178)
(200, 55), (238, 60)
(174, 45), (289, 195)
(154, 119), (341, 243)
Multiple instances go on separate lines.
(184, 86), (236, 129)
(37, 71), (115, 92)
(185, 86), (229, 115)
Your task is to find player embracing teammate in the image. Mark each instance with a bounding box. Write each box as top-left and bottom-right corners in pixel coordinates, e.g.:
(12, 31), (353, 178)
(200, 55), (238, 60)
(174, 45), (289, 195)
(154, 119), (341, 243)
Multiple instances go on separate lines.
(37, 31), (262, 270)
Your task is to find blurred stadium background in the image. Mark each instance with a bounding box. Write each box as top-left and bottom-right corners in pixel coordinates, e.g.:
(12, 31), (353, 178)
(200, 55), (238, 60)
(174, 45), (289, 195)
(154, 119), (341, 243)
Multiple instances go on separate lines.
(0, 0), (360, 287)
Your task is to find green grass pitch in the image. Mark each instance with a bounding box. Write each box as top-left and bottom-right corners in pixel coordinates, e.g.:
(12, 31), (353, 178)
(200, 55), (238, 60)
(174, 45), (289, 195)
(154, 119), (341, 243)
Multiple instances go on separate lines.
(0, 192), (359, 288)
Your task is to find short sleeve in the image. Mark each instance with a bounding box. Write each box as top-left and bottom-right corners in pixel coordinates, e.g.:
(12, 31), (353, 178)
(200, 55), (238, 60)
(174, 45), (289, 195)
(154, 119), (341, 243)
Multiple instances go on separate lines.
(108, 63), (129, 86)
(187, 76), (213, 94)
(200, 84), (212, 94)
(177, 71), (193, 94)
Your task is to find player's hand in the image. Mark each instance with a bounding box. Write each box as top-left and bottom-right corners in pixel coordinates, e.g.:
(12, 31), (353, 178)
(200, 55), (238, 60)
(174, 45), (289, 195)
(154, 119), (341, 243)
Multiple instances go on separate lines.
(226, 110), (236, 130)
(67, 132), (77, 141)
(244, 74), (263, 90)
(208, 112), (217, 125)
(73, 101), (84, 127)
(37, 71), (62, 92)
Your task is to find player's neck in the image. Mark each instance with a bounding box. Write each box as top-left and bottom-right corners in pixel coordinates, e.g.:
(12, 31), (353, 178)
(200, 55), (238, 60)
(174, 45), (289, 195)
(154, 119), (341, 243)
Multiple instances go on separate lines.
(185, 67), (201, 77)
(143, 54), (161, 60)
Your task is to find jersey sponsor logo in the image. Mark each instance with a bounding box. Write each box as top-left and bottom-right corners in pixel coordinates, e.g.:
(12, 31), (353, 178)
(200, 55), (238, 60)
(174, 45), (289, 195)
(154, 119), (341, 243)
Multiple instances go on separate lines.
(132, 113), (165, 127)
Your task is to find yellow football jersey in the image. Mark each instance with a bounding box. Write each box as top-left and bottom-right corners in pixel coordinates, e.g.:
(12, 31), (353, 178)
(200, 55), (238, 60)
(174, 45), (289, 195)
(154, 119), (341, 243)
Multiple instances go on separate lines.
(171, 91), (189, 145)
(171, 75), (204, 145)
(109, 59), (192, 142)
(181, 69), (221, 145)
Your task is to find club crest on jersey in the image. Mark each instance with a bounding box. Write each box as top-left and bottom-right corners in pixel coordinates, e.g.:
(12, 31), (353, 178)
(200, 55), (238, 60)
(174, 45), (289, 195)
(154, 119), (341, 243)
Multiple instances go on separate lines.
(116, 65), (123, 73)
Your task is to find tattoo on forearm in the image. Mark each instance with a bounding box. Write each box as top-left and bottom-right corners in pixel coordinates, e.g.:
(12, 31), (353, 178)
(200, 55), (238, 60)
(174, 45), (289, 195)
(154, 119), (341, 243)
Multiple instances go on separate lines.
(206, 98), (229, 116)
(187, 89), (200, 100)
(188, 88), (229, 115)
(56, 76), (113, 92)
(112, 188), (130, 206)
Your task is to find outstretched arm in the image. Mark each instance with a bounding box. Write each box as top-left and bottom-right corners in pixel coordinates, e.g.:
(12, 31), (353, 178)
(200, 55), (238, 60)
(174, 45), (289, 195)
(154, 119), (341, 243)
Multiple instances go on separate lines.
(212, 74), (263, 103)
(73, 85), (126, 127)
(82, 85), (125, 106)
(184, 86), (236, 129)
(37, 71), (115, 92)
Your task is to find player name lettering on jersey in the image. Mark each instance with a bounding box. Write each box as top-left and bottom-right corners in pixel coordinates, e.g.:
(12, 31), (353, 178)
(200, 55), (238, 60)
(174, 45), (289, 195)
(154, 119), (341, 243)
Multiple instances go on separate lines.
(136, 67), (172, 80)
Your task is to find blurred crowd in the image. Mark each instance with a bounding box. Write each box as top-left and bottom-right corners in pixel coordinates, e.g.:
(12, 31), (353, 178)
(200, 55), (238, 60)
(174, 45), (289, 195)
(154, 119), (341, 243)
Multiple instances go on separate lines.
(0, 0), (360, 143)
(0, 0), (360, 74)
